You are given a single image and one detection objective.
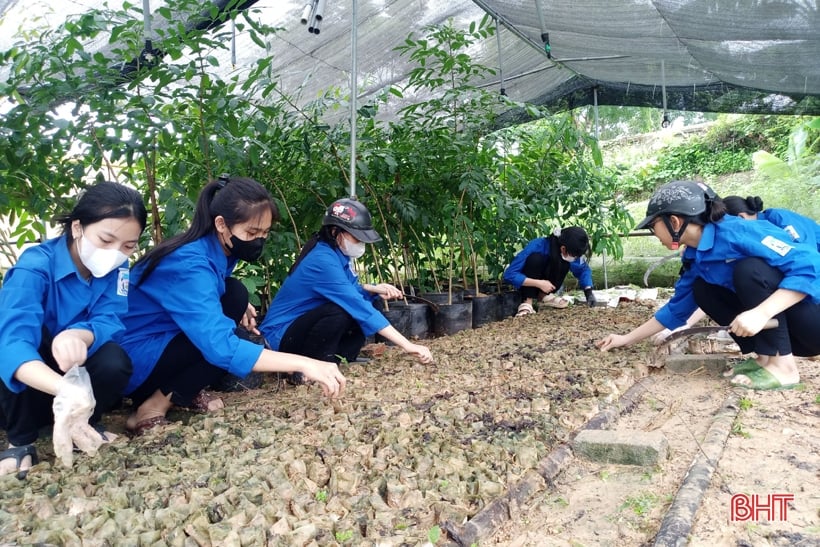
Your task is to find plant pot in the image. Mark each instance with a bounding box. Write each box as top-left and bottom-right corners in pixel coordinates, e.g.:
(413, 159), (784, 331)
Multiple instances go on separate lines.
(469, 293), (500, 328)
(377, 304), (411, 345)
(432, 301), (473, 337)
(404, 302), (431, 339)
(499, 290), (521, 319)
(420, 291), (464, 304)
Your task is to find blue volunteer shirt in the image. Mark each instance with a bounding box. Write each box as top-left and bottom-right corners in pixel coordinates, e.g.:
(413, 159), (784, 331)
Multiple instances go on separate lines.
(259, 241), (389, 350)
(121, 234), (263, 394)
(0, 235), (129, 393)
(758, 208), (820, 251)
(655, 215), (820, 330)
(502, 237), (593, 289)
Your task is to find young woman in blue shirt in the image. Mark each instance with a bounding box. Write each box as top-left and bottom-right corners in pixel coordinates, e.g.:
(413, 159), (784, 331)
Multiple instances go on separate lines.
(503, 226), (596, 316)
(723, 195), (820, 251)
(0, 182), (146, 478)
(259, 198), (433, 371)
(597, 180), (820, 390)
(121, 176), (346, 435)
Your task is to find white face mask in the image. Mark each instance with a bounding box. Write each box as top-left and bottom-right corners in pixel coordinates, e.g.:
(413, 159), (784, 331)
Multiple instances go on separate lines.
(561, 253), (576, 263)
(340, 237), (367, 259)
(78, 231), (128, 278)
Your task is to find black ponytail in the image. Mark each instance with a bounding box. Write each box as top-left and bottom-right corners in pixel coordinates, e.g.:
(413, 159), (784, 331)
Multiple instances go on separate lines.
(137, 176), (278, 282)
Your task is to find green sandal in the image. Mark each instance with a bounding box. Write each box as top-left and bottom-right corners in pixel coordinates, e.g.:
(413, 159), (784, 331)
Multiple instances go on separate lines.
(730, 367), (803, 391)
(722, 358), (761, 378)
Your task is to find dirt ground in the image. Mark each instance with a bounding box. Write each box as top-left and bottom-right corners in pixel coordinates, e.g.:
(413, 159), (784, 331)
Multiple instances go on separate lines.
(0, 300), (818, 546)
(484, 356), (820, 547)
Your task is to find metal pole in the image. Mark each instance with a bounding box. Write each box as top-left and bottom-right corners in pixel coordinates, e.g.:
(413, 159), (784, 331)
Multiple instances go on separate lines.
(349, 0), (358, 198)
(594, 86), (609, 289)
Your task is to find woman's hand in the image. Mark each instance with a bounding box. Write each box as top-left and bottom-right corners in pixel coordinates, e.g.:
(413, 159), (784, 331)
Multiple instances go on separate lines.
(241, 303), (259, 334)
(405, 343), (434, 364)
(729, 309), (770, 337)
(371, 283), (403, 300)
(302, 362), (347, 398)
(595, 334), (630, 352)
(51, 330), (89, 372)
(538, 280), (556, 294)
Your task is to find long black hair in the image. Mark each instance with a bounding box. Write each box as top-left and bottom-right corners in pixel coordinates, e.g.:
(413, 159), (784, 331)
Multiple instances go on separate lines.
(53, 181), (147, 245)
(288, 224), (343, 275)
(137, 176), (278, 282)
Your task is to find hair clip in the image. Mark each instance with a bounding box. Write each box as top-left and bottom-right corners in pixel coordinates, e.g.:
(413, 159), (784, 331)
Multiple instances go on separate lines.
(217, 173), (231, 189)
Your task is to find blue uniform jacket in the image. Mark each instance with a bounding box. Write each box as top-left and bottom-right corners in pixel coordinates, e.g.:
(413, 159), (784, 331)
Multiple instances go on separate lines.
(121, 234), (263, 394)
(655, 215), (820, 330)
(0, 235), (129, 393)
(758, 208), (820, 251)
(502, 237), (593, 289)
(259, 242), (389, 350)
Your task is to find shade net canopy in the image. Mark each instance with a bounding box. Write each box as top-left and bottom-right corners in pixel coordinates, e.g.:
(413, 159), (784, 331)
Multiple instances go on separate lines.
(1, 0), (818, 126)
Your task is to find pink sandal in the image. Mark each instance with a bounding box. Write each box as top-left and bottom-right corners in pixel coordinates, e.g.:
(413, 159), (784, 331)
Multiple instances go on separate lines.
(541, 294), (569, 309)
(515, 302), (536, 317)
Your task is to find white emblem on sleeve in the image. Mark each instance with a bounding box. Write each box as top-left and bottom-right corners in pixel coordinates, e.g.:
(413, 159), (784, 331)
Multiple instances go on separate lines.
(783, 225), (799, 241)
(761, 235), (793, 256)
(117, 268), (130, 296)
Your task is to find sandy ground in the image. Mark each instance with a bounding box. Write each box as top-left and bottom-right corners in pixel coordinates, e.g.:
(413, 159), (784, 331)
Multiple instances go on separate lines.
(485, 357), (820, 547)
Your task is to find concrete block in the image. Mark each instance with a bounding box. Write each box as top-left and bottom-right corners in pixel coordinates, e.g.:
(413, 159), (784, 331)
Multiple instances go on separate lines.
(573, 429), (668, 466)
(664, 354), (727, 375)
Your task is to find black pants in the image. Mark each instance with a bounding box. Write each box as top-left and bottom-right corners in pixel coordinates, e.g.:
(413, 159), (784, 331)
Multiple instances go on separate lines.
(279, 302), (364, 364)
(519, 253), (563, 300)
(128, 277), (249, 408)
(693, 257), (820, 357)
(0, 331), (132, 446)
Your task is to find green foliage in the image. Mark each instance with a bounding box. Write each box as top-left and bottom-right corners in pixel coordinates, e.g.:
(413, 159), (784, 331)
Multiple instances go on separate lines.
(609, 114), (815, 201)
(428, 525), (441, 543)
(619, 492), (659, 516)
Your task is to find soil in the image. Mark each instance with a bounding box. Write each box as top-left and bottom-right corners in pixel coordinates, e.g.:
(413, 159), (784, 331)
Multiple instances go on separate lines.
(0, 300), (818, 546)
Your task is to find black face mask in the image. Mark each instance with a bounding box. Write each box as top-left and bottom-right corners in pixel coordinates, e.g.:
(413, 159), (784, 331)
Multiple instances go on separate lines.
(229, 234), (265, 262)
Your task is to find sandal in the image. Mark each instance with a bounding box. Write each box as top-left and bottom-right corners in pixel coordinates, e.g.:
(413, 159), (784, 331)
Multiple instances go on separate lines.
(0, 444), (39, 480)
(541, 294), (569, 309)
(515, 302), (536, 317)
(126, 415), (171, 436)
(189, 390), (224, 413)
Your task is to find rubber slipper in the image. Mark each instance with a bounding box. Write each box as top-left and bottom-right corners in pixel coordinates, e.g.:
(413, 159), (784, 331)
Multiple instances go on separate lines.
(723, 358), (762, 378)
(0, 444), (39, 480)
(515, 303), (535, 317)
(730, 367), (802, 391)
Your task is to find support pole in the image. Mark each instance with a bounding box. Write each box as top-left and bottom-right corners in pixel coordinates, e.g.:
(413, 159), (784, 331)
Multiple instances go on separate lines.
(349, 0), (358, 198)
(594, 87), (608, 289)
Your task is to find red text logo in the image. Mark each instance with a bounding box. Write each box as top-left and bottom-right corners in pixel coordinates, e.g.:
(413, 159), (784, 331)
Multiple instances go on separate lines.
(730, 493), (794, 521)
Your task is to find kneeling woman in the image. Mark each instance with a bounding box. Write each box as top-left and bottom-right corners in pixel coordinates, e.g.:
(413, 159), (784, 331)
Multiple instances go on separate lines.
(596, 180), (820, 390)
(121, 176), (346, 435)
(259, 198), (433, 370)
(0, 182), (146, 477)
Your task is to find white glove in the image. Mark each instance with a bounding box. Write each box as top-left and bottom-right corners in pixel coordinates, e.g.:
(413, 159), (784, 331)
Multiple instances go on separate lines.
(52, 366), (102, 467)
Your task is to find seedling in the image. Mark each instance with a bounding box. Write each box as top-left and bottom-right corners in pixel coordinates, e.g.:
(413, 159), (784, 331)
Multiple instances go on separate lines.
(335, 530), (353, 542)
(315, 489), (328, 503)
(428, 525), (441, 543)
(738, 397), (753, 411)
(620, 492), (658, 516)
